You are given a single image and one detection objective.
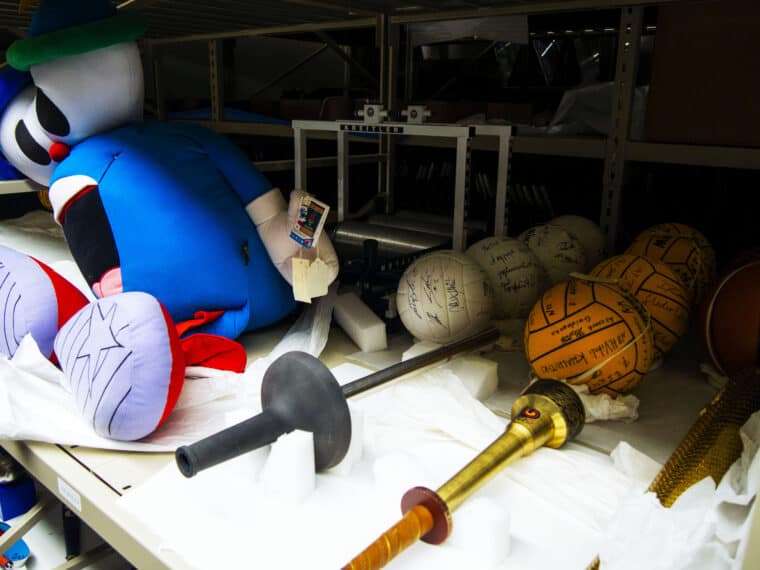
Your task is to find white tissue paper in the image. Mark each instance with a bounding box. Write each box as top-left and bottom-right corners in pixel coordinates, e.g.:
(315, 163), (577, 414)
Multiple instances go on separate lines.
(118, 361), (653, 570)
(261, 282), (337, 364)
(572, 383), (640, 423)
(598, 410), (760, 570)
(0, 285), (336, 450)
(700, 361), (730, 390)
(0, 335), (264, 451)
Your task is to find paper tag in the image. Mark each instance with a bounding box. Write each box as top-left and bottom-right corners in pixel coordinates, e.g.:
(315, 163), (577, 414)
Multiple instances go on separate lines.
(58, 477), (82, 512)
(290, 195), (329, 249)
(307, 258), (330, 298)
(292, 258), (312, 303)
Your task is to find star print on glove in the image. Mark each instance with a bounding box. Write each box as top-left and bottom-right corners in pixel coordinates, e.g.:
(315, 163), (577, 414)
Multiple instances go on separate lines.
(0, 259), (25, 357)
(55, 292), (185, 441)
(60, 301), (132, 420)
(0, 245), (88, 360)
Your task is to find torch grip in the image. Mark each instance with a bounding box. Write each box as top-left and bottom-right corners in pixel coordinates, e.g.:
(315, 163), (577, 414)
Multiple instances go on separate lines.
(342, 505), (434, 570)
(175, 410), (288, 478)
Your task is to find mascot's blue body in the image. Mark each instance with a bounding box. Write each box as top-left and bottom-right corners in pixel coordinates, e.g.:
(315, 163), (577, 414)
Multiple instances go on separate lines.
(52, 122), (296, 339)
(0, 0), (338, 442)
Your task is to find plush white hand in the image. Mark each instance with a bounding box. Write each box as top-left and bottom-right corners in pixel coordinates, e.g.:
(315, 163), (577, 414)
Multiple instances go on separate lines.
(247, 188), (339, 286)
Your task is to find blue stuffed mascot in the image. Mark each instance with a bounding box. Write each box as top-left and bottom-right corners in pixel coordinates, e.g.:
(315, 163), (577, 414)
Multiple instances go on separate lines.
(0, 0), (338, 441)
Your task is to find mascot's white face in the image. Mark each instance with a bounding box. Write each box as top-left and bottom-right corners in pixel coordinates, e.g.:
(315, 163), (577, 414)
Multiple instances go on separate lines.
(0, 42), (144, 186)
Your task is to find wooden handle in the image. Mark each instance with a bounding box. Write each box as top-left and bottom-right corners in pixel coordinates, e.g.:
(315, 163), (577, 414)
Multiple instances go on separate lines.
(342, 505), (434, 570)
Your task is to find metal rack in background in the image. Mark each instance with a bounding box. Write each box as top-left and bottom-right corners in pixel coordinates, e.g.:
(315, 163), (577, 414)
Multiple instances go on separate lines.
(291, 118), (512, 251)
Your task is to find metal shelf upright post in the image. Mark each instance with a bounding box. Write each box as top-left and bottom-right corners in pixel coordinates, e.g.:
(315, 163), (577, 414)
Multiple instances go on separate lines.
(600, 5), (644, 253)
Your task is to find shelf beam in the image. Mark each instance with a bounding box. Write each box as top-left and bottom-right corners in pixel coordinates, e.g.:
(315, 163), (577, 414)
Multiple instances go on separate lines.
(390, 0), (685, 24)
(512, 135), (605, 159)
(0, 179), (43, 195)
(627, 142), (760, 170)
(147, 17), (377, 45)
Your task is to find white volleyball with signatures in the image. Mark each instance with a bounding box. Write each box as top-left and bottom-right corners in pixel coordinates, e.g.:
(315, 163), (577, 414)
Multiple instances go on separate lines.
(466, 236), (549, 319)
(518, 223), (588, 285)
(550, 214), (607, 270)
(396, 250), (494, 343)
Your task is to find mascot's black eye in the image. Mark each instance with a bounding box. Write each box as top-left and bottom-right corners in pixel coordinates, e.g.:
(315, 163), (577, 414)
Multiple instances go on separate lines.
(15, 120), (51, 166)
(35, 89), (70, 137)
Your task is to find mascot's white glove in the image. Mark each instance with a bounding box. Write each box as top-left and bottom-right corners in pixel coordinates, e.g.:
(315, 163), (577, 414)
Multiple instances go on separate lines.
(247, 188), (339, 287)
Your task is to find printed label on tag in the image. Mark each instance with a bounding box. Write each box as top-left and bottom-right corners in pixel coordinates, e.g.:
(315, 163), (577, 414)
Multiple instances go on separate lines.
(290, 195), (329, 249)
(307, 258), (329, 298)
(292, 257), (312, 303)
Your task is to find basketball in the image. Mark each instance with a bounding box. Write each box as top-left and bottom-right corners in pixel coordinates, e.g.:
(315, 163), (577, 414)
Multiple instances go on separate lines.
(626, 223), (716, 305)
(550, 214), (608, 270)
(697, 261), (760, 377)
(518, 223), (588, 285)
(465, 236), (550, 319)
(524, 276), (655, 396)
(396, 250), (495, 343)
(591, 254), (690, 358)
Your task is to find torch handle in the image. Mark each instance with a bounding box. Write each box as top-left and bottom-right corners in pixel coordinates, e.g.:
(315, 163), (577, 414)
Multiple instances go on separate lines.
(341, 380), (586, 569)
(342, 505), (434, 570)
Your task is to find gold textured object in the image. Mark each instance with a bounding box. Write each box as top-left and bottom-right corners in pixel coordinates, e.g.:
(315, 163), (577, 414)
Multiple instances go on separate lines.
(18, 0), (40, 13)
(648, 367), (760, 507)
(37, 190), (53, 212)
(588, 367), (760, 569)
(343, 379), (585, 570)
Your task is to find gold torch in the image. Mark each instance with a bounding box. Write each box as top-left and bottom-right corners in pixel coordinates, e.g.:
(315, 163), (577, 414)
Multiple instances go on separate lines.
(343, 379), (585, 570)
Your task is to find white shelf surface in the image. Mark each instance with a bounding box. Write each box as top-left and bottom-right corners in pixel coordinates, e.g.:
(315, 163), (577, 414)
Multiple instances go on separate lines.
(0, 180), (42, 195)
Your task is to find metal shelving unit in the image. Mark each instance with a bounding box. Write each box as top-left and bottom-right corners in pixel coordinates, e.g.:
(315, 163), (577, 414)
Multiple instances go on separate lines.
(2, 0), (756, 269)
(1, 3), (759, 568)
(627, 141), (760, 170)
(291, 119), (513, 248)
(3, 0), (756, 244)
(125, 0), (760, 254)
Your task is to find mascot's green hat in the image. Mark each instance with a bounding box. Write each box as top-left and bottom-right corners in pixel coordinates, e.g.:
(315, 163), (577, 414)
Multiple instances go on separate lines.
(6, 0), (146, 71)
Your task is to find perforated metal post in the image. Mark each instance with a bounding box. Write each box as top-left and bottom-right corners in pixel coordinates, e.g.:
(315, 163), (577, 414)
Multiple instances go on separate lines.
(403, 26), (415, 103)
(600, 6), (643, 253)
(453, 131), (473, 252)
(337, 129), (349, 222)
(155, 65), (166, 121)
(475, 125), (513, 237)
(208, 39), (224, 122)
(145, 43), (166, 121)
(293, 127), (307, 190)
(376, 14), (399, 215)
(495, 129), (512, 237)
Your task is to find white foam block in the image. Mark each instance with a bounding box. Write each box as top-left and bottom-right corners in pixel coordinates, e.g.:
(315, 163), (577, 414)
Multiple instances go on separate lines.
(258, 430), (315, 504)
(217, 410), (270, 480)
(401, 340), (442, 361)
(445, 356), (499, 401)
(334, 292), (388, 352)
(372, 451), (430, 498)
(329, 403), (364, 476)
(445, 496), (511, 567)
(345, 349), (401, 371)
